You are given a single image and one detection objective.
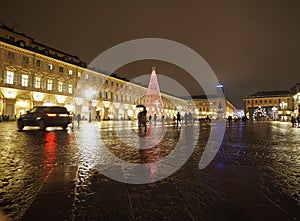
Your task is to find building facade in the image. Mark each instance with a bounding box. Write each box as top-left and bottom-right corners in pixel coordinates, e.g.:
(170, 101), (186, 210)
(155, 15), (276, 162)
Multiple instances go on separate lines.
(243, 85), (300, 121)
(0, 25), (188, 121)
(189, 95), (237, 120)
(291, 83), (300, 115)
(0, 25), (238, 122)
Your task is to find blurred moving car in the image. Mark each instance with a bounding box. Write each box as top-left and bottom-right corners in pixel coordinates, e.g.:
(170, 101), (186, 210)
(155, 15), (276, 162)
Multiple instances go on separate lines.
(17, 106), (73, 130)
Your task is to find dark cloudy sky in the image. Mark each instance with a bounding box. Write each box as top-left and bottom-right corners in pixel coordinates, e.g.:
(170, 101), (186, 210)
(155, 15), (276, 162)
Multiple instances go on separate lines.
(1, 0), (300, 108)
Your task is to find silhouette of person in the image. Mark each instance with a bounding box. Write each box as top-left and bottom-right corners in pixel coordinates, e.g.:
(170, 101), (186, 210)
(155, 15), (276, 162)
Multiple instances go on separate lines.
(76, 113), (81, 127)
(228, 116), (233, 124)
(154, 113), (157, 124)
(176, 112), (181, 127)
(291, 116), (297, 127)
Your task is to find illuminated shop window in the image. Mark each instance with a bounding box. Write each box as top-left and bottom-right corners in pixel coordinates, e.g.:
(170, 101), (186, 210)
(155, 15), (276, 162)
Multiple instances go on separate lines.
(68, 70), (73, 75)
(35, 76), (41, 88)
(68, 84), (73, 94)
(6, 70), (14, 84)
(58, 81), (64, 92)
(21, 74), (29, 87)
(47, 79), (53, 90)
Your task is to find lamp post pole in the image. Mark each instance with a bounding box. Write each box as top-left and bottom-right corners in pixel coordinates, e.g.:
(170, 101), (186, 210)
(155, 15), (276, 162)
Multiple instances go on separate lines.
(88, 100), (92, 123)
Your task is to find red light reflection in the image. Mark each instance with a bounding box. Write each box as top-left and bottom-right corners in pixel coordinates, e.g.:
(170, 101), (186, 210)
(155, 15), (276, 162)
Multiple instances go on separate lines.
(43, 132), (57, 167)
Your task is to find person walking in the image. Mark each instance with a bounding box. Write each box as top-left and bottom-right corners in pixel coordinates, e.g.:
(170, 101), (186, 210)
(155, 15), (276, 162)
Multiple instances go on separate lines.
(76, 113), (81, 127)
(228, 116), (233, 124)
(176, 112), (181, 127)
(297, 115), (300, 128)
(184, 113), (187, 126)
(291, 116), (297, 127)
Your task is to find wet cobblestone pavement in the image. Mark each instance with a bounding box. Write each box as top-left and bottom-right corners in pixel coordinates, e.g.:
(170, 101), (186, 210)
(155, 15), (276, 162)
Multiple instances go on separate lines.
(0, 120), (299, 220)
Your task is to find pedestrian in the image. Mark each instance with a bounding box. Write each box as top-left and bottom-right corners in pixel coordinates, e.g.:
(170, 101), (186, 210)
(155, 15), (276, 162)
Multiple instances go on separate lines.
(242, 116), (247, 123)
(291, 116), (296, 127)
(297, 115), (300, 128)
(138, 107), (147, 131)
(176, 112), (181, 127)
(228, 116), (233, 124)
(184, 113), (187, 126)
(154, 113), (157, 124)
(149, 115), (152, 122)
(76, 113), (81, 127)
(206, 115), (211, 123)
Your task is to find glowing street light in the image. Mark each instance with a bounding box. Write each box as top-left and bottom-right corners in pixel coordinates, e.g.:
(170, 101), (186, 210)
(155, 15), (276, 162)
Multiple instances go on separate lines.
(280, 101), (287, 121)
(272, 106), (278, 120)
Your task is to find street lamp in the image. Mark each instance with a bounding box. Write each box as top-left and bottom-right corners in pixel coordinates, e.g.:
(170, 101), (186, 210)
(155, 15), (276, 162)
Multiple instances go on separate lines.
(279, 101), (287, 121)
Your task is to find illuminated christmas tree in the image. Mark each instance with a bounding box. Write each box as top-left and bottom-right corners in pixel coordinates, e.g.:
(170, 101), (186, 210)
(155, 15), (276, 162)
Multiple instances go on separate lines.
(145, 66), (164, 117)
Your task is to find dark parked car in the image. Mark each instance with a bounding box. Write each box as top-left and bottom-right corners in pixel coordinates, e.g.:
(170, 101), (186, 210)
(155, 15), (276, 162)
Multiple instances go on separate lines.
(17, 106), (73, 130)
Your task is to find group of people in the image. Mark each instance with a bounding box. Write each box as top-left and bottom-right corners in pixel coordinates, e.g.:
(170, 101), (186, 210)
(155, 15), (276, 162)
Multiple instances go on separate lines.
(291, 115), (300, 127)
(138, 108), (184, 129)
(148, 114), (165, 124)
(148, 112), (185, 127)
(0, 115), (10, 122)
(173, 112), (194, 127)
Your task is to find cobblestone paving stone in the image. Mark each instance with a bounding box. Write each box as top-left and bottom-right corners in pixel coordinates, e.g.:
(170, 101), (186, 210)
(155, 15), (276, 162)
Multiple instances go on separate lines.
(214, 122), (300, 218)
(0, 120), (299, 220)
(0, 122), (77, 220)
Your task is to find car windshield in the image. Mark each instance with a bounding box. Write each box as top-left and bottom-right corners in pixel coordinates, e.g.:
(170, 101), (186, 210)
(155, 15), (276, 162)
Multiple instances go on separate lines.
(28, 108), (38, 113)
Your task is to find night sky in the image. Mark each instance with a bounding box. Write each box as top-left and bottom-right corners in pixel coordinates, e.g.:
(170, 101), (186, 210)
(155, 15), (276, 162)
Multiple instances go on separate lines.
(1, 0), (300, 108)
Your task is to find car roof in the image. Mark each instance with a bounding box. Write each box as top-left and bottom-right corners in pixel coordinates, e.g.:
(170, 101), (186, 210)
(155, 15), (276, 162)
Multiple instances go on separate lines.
(32, 106), (69, 113)
(34, 106), (67, 109)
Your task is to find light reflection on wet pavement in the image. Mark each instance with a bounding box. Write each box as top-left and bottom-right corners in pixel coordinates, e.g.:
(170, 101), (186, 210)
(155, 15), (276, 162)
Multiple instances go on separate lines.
(0, 121), (299, 220)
